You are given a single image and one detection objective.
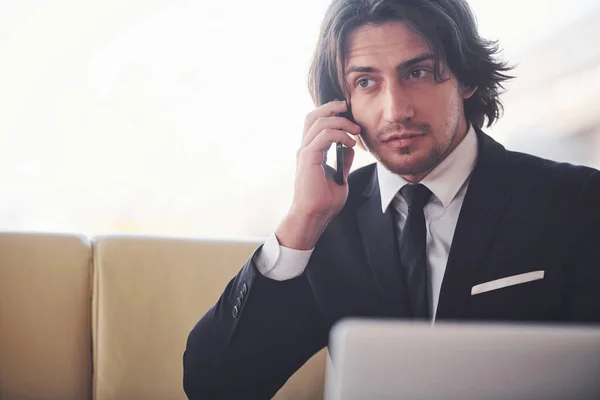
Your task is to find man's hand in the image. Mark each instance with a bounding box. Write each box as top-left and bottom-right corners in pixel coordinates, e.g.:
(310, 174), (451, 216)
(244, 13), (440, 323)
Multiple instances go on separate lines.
(276, 100), (361, 250)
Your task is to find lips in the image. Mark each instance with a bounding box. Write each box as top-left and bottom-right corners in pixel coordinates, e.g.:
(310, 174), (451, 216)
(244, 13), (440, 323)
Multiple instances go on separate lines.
(382, 132), (425, 142)
(382, 132), (426, 148)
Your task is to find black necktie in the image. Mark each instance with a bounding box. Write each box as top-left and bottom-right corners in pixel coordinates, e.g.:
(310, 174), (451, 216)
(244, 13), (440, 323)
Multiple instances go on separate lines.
(398, 184), (432, 319)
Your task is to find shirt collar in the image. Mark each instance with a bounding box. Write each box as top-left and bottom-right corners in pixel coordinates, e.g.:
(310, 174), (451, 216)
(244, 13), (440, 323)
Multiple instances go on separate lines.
(378, 124), (478, 213)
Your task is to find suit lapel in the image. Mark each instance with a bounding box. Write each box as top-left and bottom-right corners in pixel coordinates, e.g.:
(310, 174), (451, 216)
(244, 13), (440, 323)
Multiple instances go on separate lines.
(436, 130), (515, 319)
(356, 169), (411, 318)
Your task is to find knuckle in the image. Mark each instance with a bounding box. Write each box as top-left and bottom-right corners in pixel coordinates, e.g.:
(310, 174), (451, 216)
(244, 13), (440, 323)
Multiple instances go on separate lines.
(314, 116), (326, 128)
(297, 146), (311, 157)
(303, 114), (315, 133)
(305, 110), (315, 123)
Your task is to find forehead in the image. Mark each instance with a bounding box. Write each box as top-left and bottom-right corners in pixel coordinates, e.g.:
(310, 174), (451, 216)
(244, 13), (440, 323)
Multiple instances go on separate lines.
(344, 21), (431, 68)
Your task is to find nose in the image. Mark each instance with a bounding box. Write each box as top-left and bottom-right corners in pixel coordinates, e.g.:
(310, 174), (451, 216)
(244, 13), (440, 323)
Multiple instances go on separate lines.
(382, 81), (414, 122)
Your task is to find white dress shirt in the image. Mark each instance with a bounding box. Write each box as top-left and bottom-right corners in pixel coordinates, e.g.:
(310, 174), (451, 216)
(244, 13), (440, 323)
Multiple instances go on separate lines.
(255, 125), (479, 319)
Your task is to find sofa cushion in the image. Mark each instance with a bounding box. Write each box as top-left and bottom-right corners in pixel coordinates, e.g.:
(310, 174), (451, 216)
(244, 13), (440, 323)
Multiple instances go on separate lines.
(92, 235), (327, 400)
(0, 233), (93, 400)
(92, 236), (260, 400)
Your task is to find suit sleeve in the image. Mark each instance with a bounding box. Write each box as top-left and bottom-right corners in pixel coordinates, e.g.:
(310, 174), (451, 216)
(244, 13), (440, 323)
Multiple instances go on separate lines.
(183, 246), (327, 399)
(567, 170), (600, 322)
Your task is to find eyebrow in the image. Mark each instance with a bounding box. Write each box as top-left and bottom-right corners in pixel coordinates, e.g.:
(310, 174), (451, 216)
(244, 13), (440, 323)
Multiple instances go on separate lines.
(344, 53), (435, 77)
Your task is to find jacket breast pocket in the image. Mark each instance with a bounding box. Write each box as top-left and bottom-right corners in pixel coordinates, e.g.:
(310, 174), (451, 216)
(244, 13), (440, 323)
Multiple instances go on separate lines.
(467, 270), (561, 321)
(471, 271), (545, 295)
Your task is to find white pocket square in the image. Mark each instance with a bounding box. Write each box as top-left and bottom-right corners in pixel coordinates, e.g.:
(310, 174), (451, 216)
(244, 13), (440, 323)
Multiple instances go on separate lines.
(471, 270), (545, 295)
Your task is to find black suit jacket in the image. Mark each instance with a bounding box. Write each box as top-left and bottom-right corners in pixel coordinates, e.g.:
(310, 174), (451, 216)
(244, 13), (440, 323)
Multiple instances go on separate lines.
(183, 130), (600, 399)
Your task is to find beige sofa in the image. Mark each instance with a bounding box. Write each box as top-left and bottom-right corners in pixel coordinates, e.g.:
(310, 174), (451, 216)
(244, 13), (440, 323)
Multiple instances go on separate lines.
(0, 232), (326, 400)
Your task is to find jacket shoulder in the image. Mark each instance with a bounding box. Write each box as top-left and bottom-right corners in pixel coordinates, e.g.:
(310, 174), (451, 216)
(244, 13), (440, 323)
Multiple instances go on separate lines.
(504, 149), (598, 186)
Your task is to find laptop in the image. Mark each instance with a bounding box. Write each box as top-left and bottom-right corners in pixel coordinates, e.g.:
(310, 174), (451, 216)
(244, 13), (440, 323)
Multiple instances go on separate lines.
(325, 319), (600, 400)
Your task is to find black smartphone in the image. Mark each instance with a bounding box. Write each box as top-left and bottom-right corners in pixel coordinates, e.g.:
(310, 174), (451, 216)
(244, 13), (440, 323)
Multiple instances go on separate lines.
(335, 107), (354, 185)
(318, 82), (354, 185)
(335, 142), (345, 185)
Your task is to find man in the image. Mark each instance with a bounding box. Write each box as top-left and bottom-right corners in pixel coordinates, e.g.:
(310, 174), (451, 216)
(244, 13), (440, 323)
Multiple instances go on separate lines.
(183, 0), (600, 398)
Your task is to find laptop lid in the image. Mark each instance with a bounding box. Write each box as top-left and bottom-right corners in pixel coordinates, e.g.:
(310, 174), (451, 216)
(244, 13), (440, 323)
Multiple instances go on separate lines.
(325, 319), (600, 400)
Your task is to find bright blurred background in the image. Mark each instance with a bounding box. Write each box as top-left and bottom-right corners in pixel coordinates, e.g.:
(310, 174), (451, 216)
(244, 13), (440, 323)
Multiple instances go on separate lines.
(1, 0), (599, 238)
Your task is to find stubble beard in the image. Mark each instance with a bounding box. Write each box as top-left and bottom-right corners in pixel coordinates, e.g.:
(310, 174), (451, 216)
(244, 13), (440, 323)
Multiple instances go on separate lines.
(370, 119), (460, 177)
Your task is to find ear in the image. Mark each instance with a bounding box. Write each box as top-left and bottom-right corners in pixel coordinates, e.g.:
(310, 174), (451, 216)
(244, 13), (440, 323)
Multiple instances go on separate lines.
(461, 84), (477, 100)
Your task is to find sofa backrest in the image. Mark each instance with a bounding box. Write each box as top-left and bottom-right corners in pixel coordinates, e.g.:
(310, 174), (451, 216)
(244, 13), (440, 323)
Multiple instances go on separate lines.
(92, 235), (263, 399)
(0, 233), (326, 400)
(0, 233), (93, 400)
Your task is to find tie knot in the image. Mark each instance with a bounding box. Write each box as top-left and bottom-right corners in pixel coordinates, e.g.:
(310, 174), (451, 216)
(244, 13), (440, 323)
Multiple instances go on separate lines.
(400, 184), (432, 210)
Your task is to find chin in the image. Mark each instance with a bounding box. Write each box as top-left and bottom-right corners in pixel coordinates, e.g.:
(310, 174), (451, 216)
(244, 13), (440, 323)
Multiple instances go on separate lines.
(381, 150), (438, 176)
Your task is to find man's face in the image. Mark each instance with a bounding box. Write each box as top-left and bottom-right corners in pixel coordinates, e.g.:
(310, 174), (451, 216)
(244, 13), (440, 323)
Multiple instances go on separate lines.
(344, 21), (474, 182)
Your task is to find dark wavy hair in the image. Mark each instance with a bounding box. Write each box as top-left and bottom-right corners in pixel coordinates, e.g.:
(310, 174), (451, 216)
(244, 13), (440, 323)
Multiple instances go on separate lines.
(308, 0), (513, 129)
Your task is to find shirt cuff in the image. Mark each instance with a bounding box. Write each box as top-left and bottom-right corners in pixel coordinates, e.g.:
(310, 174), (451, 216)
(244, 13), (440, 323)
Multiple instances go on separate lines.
(254, 233), (314, 281)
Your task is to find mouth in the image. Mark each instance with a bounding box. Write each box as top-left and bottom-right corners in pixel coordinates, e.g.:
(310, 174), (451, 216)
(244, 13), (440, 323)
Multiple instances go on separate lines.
(382, 132), (426, 148)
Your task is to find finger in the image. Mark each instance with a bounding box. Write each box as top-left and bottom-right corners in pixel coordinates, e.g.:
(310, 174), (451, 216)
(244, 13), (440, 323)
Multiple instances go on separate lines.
(298, 129), (356, 167)
(303, 100), (348, 138)
(302, 116), (361, 148)
(306, 129), (356, 154)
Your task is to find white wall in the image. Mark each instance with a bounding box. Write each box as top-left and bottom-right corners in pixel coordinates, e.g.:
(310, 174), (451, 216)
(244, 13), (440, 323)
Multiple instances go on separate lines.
(0, 0), (598, 237)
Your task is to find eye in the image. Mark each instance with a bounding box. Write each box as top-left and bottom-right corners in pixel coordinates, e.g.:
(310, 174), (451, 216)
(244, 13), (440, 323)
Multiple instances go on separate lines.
(407, 69), (429, 79)
(356, 78), (376, 89)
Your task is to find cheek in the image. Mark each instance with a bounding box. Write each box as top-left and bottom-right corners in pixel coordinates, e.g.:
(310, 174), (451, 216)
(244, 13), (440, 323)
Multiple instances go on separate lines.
(416, 89), (461, 125)
(351, 99), (379, 133)
(413, 89), (445, 113)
